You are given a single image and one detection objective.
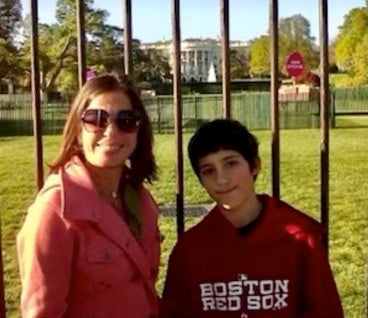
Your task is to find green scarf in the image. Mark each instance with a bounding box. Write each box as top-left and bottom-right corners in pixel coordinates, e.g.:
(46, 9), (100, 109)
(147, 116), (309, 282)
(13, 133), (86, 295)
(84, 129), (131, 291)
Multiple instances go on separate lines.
(123, 182), (141, 239)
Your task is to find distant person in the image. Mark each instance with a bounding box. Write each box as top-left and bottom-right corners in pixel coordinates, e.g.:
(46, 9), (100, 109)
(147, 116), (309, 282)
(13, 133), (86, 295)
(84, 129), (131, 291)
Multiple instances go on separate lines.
(160, 119), (343, 317)
(293, 69), (320, 87)
(305, 71), (320, 87)
(17, 73), (161, 317)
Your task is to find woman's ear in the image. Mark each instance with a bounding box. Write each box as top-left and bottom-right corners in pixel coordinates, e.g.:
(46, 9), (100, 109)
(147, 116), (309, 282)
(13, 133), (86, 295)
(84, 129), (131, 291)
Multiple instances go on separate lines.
(77, 135), (82, 147)
(77, 127), (83, 146)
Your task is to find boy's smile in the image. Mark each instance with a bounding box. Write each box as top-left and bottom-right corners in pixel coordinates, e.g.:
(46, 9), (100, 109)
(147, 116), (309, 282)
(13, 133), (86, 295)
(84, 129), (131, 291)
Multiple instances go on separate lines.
(198, 149), (260, 221)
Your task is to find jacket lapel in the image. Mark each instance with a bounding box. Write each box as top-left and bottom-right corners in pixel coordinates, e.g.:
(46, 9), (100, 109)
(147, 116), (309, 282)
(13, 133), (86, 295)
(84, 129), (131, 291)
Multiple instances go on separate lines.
(60, 157), (153, 287)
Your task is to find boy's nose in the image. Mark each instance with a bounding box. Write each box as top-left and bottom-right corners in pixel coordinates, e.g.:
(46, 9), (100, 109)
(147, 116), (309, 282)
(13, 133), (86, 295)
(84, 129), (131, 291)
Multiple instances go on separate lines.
(215, 169), (229, 185)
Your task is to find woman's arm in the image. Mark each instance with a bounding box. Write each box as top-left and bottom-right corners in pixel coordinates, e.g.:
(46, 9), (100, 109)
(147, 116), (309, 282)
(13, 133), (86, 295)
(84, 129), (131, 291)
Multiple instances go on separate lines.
(17, 192), (75, 318)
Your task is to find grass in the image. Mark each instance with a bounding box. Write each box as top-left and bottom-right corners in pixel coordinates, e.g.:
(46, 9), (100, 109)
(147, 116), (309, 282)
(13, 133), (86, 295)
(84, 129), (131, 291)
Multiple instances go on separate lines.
(0, 128), (367, 317)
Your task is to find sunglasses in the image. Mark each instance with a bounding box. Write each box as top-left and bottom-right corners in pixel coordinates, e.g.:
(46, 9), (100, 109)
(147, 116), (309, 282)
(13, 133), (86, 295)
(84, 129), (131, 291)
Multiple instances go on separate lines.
(81, 109), (141, 133)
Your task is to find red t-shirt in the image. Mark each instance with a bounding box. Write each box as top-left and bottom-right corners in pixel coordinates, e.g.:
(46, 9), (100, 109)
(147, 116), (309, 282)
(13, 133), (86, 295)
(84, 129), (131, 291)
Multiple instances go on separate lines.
(160, 194), (343, 318)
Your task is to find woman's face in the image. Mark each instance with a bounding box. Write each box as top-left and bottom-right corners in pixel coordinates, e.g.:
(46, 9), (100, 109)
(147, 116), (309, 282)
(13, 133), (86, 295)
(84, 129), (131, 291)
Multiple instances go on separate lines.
(80, 91), (139, 170)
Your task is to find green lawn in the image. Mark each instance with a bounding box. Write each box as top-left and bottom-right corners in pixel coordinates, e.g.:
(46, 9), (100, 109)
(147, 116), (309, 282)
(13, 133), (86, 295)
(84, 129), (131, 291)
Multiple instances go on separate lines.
(0, 128), (367, 317)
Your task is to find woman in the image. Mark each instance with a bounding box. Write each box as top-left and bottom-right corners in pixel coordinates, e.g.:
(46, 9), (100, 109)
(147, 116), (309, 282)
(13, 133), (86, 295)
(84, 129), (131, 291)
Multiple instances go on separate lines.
(17, 73), (161, 317)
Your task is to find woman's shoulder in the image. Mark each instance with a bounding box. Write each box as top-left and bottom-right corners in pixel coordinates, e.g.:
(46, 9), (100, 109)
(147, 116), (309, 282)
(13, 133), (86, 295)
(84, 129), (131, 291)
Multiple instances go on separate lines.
(21, 173), (64, 232)
(24, 173), (63, 221)
(35, 173), (63, 203)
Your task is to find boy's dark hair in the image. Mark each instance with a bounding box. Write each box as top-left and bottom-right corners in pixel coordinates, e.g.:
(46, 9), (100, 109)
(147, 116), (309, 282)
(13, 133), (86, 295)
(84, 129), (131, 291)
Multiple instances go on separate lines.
(188, 119), (259, 177)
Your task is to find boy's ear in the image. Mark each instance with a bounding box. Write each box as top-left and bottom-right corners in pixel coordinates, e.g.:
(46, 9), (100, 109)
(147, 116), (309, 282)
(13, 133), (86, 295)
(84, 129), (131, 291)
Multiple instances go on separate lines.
(252, 157), (261, 177)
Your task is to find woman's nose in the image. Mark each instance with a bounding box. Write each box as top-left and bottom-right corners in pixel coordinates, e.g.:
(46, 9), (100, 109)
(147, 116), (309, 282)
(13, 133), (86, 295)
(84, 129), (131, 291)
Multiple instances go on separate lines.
(103, 121), (120, 136)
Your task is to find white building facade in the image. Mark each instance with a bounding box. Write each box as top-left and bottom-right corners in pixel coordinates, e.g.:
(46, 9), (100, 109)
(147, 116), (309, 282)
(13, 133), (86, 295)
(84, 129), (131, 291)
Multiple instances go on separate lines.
(140, 38), (248, 83)
(176, 38), (221, 82)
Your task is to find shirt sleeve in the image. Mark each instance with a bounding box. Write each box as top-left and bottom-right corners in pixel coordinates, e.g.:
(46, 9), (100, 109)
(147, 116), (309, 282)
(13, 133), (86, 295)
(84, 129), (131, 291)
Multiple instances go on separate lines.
(299, 233), (344, 318)
(17, 191), (75, 318)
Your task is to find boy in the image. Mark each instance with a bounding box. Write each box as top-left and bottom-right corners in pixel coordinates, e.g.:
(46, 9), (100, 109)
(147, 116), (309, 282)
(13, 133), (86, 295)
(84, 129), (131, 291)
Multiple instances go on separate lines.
(160, 119), (343, 317)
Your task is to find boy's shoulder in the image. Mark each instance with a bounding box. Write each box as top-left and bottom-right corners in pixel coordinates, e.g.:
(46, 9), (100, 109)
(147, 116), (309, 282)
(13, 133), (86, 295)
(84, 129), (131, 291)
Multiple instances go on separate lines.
(260, 194), (326, 240)
(172, 195), (326, 252)
(182, 195), (324, 235)
(172, 207), (220, 249)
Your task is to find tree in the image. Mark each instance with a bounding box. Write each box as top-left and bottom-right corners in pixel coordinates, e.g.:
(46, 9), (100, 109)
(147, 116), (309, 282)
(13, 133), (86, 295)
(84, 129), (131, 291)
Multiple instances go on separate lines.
(333, 4), (368, 85)
(87, 25), (124, 75)
(0, 0), (22, 42)
(19, 0), (171, 95)
(19, 0), (121, 96)
(19, 21), (77, 95)
(328, 39), (339, 73)
(249, 35), (270, 77)
(351, 33), (368, 85)
(0, 0), (22, 86)
(279, 14), (318, 73)
(248, 14), (318, 78)
(335, 7), (368, 72)
(0, 38), (16, 78)
(138, 48), (171, 83)
(230, 47), (249, 79)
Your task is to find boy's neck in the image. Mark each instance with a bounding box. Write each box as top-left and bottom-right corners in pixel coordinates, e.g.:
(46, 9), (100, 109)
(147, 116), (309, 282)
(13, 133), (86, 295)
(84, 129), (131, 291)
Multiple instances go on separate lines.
(218, 195), (262, 228)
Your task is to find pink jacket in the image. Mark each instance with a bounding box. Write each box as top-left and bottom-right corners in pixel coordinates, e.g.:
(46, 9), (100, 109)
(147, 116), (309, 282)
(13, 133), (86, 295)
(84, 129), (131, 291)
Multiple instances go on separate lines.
(17, 157), (161, 317)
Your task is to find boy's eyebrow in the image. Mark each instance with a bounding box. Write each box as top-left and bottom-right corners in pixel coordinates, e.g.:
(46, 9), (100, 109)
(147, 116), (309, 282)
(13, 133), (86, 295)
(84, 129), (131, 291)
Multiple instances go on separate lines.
(198, 153), (242, 169)
(222, 154), (242, 161)
(198, 162), (212, 170)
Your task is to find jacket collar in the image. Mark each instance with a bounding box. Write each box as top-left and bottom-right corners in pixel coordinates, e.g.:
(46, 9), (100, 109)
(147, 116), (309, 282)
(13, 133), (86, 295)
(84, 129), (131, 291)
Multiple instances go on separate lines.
(59, 156), (154, 286)
(61, 156), (102, 222)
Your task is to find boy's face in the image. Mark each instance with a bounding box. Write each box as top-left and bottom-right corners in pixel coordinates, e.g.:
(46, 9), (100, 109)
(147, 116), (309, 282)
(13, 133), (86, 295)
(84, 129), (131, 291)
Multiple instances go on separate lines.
(198, 149), (259, 213)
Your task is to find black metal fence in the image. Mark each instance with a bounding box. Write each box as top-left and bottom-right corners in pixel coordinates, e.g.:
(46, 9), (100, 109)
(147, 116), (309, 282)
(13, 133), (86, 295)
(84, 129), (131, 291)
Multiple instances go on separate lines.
(1, 87), (367, 136)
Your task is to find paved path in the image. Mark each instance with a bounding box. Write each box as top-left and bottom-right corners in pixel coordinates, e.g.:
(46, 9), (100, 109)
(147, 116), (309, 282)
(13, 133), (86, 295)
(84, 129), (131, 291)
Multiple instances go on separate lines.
(159, 204), (213, 216)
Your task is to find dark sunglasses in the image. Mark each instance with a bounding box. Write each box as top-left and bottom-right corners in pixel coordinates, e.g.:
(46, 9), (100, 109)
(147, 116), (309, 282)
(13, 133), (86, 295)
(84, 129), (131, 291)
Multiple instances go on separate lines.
(81, 109), (141, 133)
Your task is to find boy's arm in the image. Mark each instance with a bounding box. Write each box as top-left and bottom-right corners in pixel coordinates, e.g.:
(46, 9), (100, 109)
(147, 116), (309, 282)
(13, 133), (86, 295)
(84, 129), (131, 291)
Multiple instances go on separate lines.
(299, 234), (344, 318)
(159, 242), (192, 318)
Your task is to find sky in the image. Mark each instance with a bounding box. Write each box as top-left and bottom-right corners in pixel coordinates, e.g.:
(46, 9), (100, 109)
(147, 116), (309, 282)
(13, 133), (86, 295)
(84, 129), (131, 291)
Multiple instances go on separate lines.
(21, 0), (366, 43)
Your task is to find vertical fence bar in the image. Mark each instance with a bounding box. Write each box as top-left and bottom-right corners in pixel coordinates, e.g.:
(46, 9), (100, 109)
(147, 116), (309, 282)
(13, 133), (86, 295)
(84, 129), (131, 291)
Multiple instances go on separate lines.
(31, 0), (44, 191)
(269, 0), (280, 199)
(0, 214), (5, 317)
(220, 0), (231, 118)
(76, 0), (86, 87)
(123, 0), (133, 76)
(330, 91), (336, 128)
(171, 0), (184, 237)
(319, 0), (330, 249)
(23, 1), (45, 316)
